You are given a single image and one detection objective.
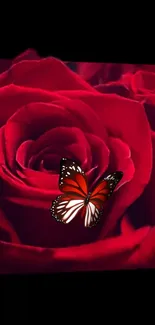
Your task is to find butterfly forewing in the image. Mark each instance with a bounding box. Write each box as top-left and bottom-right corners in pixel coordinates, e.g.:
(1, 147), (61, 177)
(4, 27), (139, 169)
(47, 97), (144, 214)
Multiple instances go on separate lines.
(90, 171), (123, 203)
(59, 158), (88, 198)
(50, 158), (88, 224)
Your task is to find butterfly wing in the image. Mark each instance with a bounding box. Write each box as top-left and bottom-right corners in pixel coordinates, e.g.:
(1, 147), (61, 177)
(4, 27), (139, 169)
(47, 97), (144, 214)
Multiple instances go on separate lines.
(84, 171), (123, 228)
(50, 158), (88, 224)
(84, 201), (102, 228)
(51, 194), (85, 224)
(59, 157), (88, 198)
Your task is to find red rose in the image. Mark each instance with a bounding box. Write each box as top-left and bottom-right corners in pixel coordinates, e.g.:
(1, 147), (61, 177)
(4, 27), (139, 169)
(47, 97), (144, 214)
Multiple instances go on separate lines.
(114, 70), (155, 101)
(76, 63), (155, 100)
(118, 69), (155, 135)
(77, 63), (155, 134)
(87, 65), (155, 133)
(77, 62), (155, 85)
(119, 131), (155, 269)
(0, 50), (152, 273)
(0, 48), (40, 74)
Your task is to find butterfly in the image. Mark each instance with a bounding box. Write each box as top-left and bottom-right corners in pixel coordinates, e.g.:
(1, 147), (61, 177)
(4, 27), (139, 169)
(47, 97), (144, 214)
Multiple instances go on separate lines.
(50, 158), (123, 228)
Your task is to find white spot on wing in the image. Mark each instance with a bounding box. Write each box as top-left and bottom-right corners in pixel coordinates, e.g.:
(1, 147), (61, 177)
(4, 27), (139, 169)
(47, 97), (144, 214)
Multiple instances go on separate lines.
(66, 199), (84, 208)
(62, 202), (84, 222)
(84, 207), (89, 227)
(89, 202), (96, 216)
(59, 201), (68, 205)
(57, 205), (65, 210)
(85, 202), (98, 227)
(88, 205), (91, 225)
(65, 205), (83, 224)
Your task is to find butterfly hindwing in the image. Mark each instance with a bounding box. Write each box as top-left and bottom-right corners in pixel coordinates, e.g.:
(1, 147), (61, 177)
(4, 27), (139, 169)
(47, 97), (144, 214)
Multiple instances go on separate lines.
(84, 202), (102, 228)
(51, 194), (84, 224)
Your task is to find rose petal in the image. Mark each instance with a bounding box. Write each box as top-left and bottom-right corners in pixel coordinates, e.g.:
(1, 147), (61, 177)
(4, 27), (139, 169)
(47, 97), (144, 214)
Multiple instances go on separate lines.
(127, 227), (155, 268)
(0, 127), (6, 164)
(60, 91), (152, 185)
(0, 200), (103, 249)
(108, 137), (135, 189)
(132, 131), (155, 226)
(120, 73), (133, 87)
(31, 126), (87, 155)
(28, 146), (57, 169)
(52, 98), (108, 141)
(16, 140), (34, 169)
(0, 84), (66, 126)
(95, 82), (131, 98)
(121, 214), (135, 235)
(85, 133), (110, 188)
(131, 70), (155, 94)
(77, 63), (103, 81)
(77, 63), (136, 86)
(144, 101), (155, 131)
(66, 143), (92, 171)
(13, 49), (40, 64)
(0, 207), (20, 243)
(4, 102), (74, 169)
(0, 164), (60, 209)
(100, 64), (132, 83)
(27, 127), (92, 174)
(39, 154), (61, 172)
(0, 58), (96, 92)
(6, 98), (102, 169)
(16, 168), (59, 190)
(1, 163), (26, 185)
(28, 143), (91, 171)
(0, 225), (150, 273)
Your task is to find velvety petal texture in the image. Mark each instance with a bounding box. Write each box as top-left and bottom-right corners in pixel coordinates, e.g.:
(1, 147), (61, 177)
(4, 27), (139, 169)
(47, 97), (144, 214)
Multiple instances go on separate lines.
(0, 212), (151, 273)
(0, 52), (154, 272)
(73, 61), (155, 269)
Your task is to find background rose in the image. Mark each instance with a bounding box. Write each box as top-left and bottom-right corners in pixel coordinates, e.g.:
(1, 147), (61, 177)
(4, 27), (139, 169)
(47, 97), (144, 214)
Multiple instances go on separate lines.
(74, 61), (155, 270)
(76, 62), (155, 85)
(0, 51), (152, 273)
(75, 63), (155, 132)
(75, 62), (155, 100)
(108, 70), (155, 136)
(0, 48), (40, 74)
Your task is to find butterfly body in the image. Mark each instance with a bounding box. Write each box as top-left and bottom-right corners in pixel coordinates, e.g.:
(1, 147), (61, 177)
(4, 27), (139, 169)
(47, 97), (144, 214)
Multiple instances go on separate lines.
(84, 192), (91, 205)
(50, 158), (123, 228)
